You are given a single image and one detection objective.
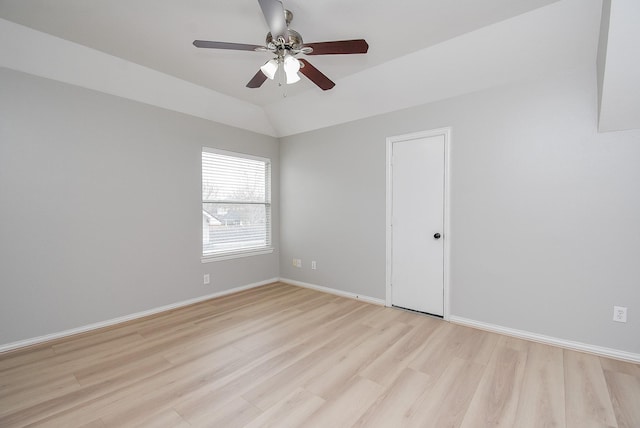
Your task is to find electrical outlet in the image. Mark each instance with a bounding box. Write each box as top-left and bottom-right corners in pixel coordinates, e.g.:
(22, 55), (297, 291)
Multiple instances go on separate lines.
(613, 306), (627, 323)
(203, 274), (210, 285)
(296, 259), (302, 268)
(311, 261), (317, 270)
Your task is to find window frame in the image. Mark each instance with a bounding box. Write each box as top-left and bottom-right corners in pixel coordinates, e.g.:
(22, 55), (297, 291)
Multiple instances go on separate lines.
(201, 147), (273, 262)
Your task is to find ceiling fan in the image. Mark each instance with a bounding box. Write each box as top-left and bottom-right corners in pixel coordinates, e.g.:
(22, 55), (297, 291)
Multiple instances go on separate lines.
(193, 0), (369, 91)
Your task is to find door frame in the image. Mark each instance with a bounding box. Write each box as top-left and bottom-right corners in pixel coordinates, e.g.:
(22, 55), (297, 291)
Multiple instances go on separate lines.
(385, 127), (452, 320)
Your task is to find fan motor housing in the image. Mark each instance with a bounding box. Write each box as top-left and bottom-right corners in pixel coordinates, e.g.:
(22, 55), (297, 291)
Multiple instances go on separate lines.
(266, 29), (303, 51)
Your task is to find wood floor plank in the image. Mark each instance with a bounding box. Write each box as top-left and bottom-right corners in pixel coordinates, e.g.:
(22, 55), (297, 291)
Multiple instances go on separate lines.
(121, 408), (190, 428)
(180, 395), (261, 428)
(1, 282), (638, 428)
(513, 342), (566, 428)
(70, 329), (198, 385)
(172, 339), (323, 420)
(82, 345), (252, 426)
(303, 376), (384, 428)
(243, 388), (325, 428)
(359, 305), (405, 329)
(564, 350), (618, 428)
(0, 373), (81, 417)
(0, 333), (149, 386)
(498, 334), (533, 353)
(241, 320), (377, 410)
(460, 345), (528, 427)
(51, 328), (143, 356)
(360, 315), (439, 387)
(600, 357), (640, 378)
(231, 298), (360, 354)
(161, 307), (302, 365)
(303, 321), (412, 399)
(407, 320), (460, 376)
(2, 357), (178, 427)
(354, 367), (435, 427)
(77, 418), (106, 428)
(0, 346), (56, 372)
(603, 369), (640, 428)
(74, 354), (175, 387)
(451, 325), (500, 366)
(173, 311), (376, 420)
(408, 356), (486, 427)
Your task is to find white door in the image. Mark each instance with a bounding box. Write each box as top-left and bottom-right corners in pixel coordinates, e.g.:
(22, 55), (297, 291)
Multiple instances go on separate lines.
(391, 133), (445, 316)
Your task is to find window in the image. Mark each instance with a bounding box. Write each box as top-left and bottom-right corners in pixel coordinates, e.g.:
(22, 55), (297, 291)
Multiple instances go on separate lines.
(202, 148), (272, 260)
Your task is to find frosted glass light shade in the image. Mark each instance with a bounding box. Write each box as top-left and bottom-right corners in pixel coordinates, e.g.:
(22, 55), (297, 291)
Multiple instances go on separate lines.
(260, 59), (278, 80)
(286, 71), (301, 84)
(283, 55), (301, 84)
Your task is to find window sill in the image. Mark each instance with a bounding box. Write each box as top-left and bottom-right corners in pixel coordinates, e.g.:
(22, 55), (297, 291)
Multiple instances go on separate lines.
(201, 247), (274, 263)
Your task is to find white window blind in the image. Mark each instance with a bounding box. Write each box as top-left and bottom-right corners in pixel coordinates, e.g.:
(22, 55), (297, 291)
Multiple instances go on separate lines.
(202, 148), (271, 259)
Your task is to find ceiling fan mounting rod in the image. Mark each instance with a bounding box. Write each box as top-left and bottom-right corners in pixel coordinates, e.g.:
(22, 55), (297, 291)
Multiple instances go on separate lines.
(284, 9), (293, 26)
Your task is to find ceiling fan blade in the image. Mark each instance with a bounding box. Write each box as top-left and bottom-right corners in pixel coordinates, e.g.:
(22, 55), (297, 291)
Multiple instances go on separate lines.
(299, 59), (335, 91)
(246, 70), (268, 88)
(258, 0), (288, 39)
(304, 39), (369, 55)
(193, 40), (265, 51)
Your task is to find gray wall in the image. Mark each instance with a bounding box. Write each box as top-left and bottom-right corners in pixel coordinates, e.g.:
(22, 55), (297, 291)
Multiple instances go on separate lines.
(0, 68), (279, 345)
(280, 66), (640, 354)
(2, 64), (639, 355)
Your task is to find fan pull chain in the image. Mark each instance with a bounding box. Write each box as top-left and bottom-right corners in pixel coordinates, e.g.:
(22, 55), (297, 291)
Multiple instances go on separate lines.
(279, 62), (287, 98)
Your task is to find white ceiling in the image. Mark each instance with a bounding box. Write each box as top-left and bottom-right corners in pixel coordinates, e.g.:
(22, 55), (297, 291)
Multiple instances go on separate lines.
(0, 0), (559, 106)
(2, 0), (630, 137)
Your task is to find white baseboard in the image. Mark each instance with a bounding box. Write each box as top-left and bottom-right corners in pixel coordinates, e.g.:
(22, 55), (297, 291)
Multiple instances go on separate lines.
(0, 278), (278, 354)
(280, 278), (386, 306)
(449, 315), (640, 363)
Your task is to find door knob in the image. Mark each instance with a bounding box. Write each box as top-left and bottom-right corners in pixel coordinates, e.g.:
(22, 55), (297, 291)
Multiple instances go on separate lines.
(434, 233), (441, 239)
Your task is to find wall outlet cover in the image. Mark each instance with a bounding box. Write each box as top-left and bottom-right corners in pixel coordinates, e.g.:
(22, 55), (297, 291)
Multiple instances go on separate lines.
(613, 306), (627, 323)
(203, 274), (210, 285)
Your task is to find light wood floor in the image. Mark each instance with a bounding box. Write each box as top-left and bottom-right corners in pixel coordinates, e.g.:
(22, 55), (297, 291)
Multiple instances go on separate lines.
(1, 283), (639, 427)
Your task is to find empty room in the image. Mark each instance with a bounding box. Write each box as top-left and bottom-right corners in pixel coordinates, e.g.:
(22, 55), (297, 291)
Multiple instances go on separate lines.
(1, 0), (639, 426)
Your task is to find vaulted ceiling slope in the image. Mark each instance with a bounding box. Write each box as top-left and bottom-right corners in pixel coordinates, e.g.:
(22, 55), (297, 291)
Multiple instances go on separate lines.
(0, 0), (636, 137)
(597, 0), (640, 132)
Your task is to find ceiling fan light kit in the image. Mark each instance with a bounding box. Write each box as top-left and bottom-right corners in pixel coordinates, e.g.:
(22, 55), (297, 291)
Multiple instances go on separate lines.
(193, 0), (368, 92)
(259, 54), (300, 85)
